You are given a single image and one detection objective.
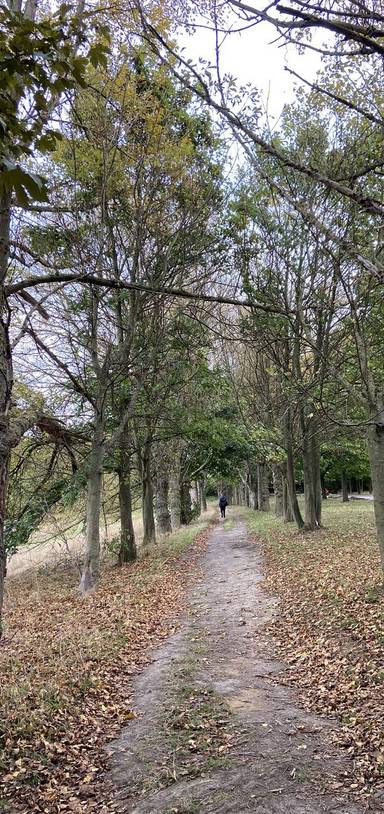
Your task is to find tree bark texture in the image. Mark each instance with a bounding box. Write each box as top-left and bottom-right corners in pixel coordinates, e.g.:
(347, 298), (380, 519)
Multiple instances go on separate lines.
(142, 442), (156, 547)
(283, 409), (304, 529)
(199, 478), (207, 512)
(169, 473), (181, 530)
(118, 446), (136, 564)
(257, 464), (270, 511)
(0, 190), (12, 634)
(180, 481), (192, 525)
(190, 481), (200, 514)
(301, 413), (322, 529)
(156, 475), (172, 534)
(367, 425), (384, 573)
(283, 477), (294, 522)
(80, 415), (104, 591)
(273, 466), (284, 517)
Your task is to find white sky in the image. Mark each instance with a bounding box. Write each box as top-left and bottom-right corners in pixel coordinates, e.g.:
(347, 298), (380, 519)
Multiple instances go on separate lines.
(180, 16), (323, 126)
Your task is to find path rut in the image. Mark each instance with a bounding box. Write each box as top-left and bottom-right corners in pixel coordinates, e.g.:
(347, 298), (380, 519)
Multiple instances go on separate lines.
(107, 517), (378, 813)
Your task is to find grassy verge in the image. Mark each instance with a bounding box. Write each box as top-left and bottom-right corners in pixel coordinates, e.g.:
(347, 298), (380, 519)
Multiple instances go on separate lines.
(239, 500), (384, 797)
(0, 510), (215, 814)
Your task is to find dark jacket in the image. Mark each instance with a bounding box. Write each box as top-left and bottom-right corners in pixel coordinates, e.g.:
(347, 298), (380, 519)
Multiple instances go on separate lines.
(219, 496), (228, 508)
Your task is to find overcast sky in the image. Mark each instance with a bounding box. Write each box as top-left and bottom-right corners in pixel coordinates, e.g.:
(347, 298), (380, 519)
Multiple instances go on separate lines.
(180, 14), (322, 126)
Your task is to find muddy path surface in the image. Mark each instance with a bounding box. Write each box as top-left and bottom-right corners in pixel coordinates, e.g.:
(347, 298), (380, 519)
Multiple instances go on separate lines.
(107, 515), (378, 813)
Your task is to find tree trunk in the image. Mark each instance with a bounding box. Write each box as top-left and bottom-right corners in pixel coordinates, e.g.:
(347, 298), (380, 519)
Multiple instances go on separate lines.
(169, 473), (181, 530)
(199, 478), (207, 512)
(80, 414), (104, 591)
(142, 442), (156, 548)
(180, 481), (192, 524)
(257, 464), (270, 511)
(118, 447), (136, 564)
(367, 425), (384, 573)
(283, 476), (294, 522)
(283, 409), (304, 529)
(0, 451), (9, 637)
(191, 480), (200, 514)
(156, 475), (172, 534)
(247, 469), (257, 509)
(341, 471), (349, 502)
(245, 474), (250, 507)
(0, 190), (12, 634)
(302, 415), (322, 529)
(250, 473), (258, 510)
(273, 467), (284, 517)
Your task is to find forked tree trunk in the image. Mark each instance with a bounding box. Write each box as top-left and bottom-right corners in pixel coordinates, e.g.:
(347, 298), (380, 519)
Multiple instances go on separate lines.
(118, 446), (136, 564)
(367, 425), (384, 574)
(273, 467), (284, 517)
(156, 475), (172, 534)
(142, 442), (156, 548)
(80, 415), (104, 592)
(341, 471), (349, 502)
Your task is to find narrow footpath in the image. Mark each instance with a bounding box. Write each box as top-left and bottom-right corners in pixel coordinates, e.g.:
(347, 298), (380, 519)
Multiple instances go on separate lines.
(107, 515), (377, 813)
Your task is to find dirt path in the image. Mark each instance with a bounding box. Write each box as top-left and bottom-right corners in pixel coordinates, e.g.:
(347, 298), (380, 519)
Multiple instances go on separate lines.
(107, 515), (379, 813)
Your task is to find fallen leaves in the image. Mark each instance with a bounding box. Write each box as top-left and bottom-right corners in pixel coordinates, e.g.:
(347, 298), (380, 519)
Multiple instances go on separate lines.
(246, 501), (384, 800)
(0, 523), (211, 813)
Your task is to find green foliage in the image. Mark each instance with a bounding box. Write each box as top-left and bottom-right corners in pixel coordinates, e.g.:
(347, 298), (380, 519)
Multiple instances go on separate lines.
(0, 4), (109, 203)
(321, 437), (370, 482)
(5, 476), (77, 555)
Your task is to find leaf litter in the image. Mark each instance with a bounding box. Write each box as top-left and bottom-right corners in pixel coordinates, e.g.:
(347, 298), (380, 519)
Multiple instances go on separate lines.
(0, 523), (212, 813)
(245, 501), (384, 802)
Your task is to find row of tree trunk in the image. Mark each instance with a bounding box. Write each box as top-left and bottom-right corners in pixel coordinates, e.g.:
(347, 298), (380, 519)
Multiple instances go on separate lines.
(232, 413), (326, 531)
(116, 444), (207, 568)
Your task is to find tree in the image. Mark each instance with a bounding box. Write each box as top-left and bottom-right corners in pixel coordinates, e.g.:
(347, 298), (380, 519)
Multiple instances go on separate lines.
(0, 0), (111, 629)
(13, 43), (226, 588)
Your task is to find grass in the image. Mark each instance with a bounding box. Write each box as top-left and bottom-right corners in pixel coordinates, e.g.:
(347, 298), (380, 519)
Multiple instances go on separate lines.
(160, 680), (233, 783)
(238, 499), (384, 797)
(0, 509), (215, 814)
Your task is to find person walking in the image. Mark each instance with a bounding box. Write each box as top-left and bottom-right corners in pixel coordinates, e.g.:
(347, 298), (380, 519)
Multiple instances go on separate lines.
(219, 493), (228, 519)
